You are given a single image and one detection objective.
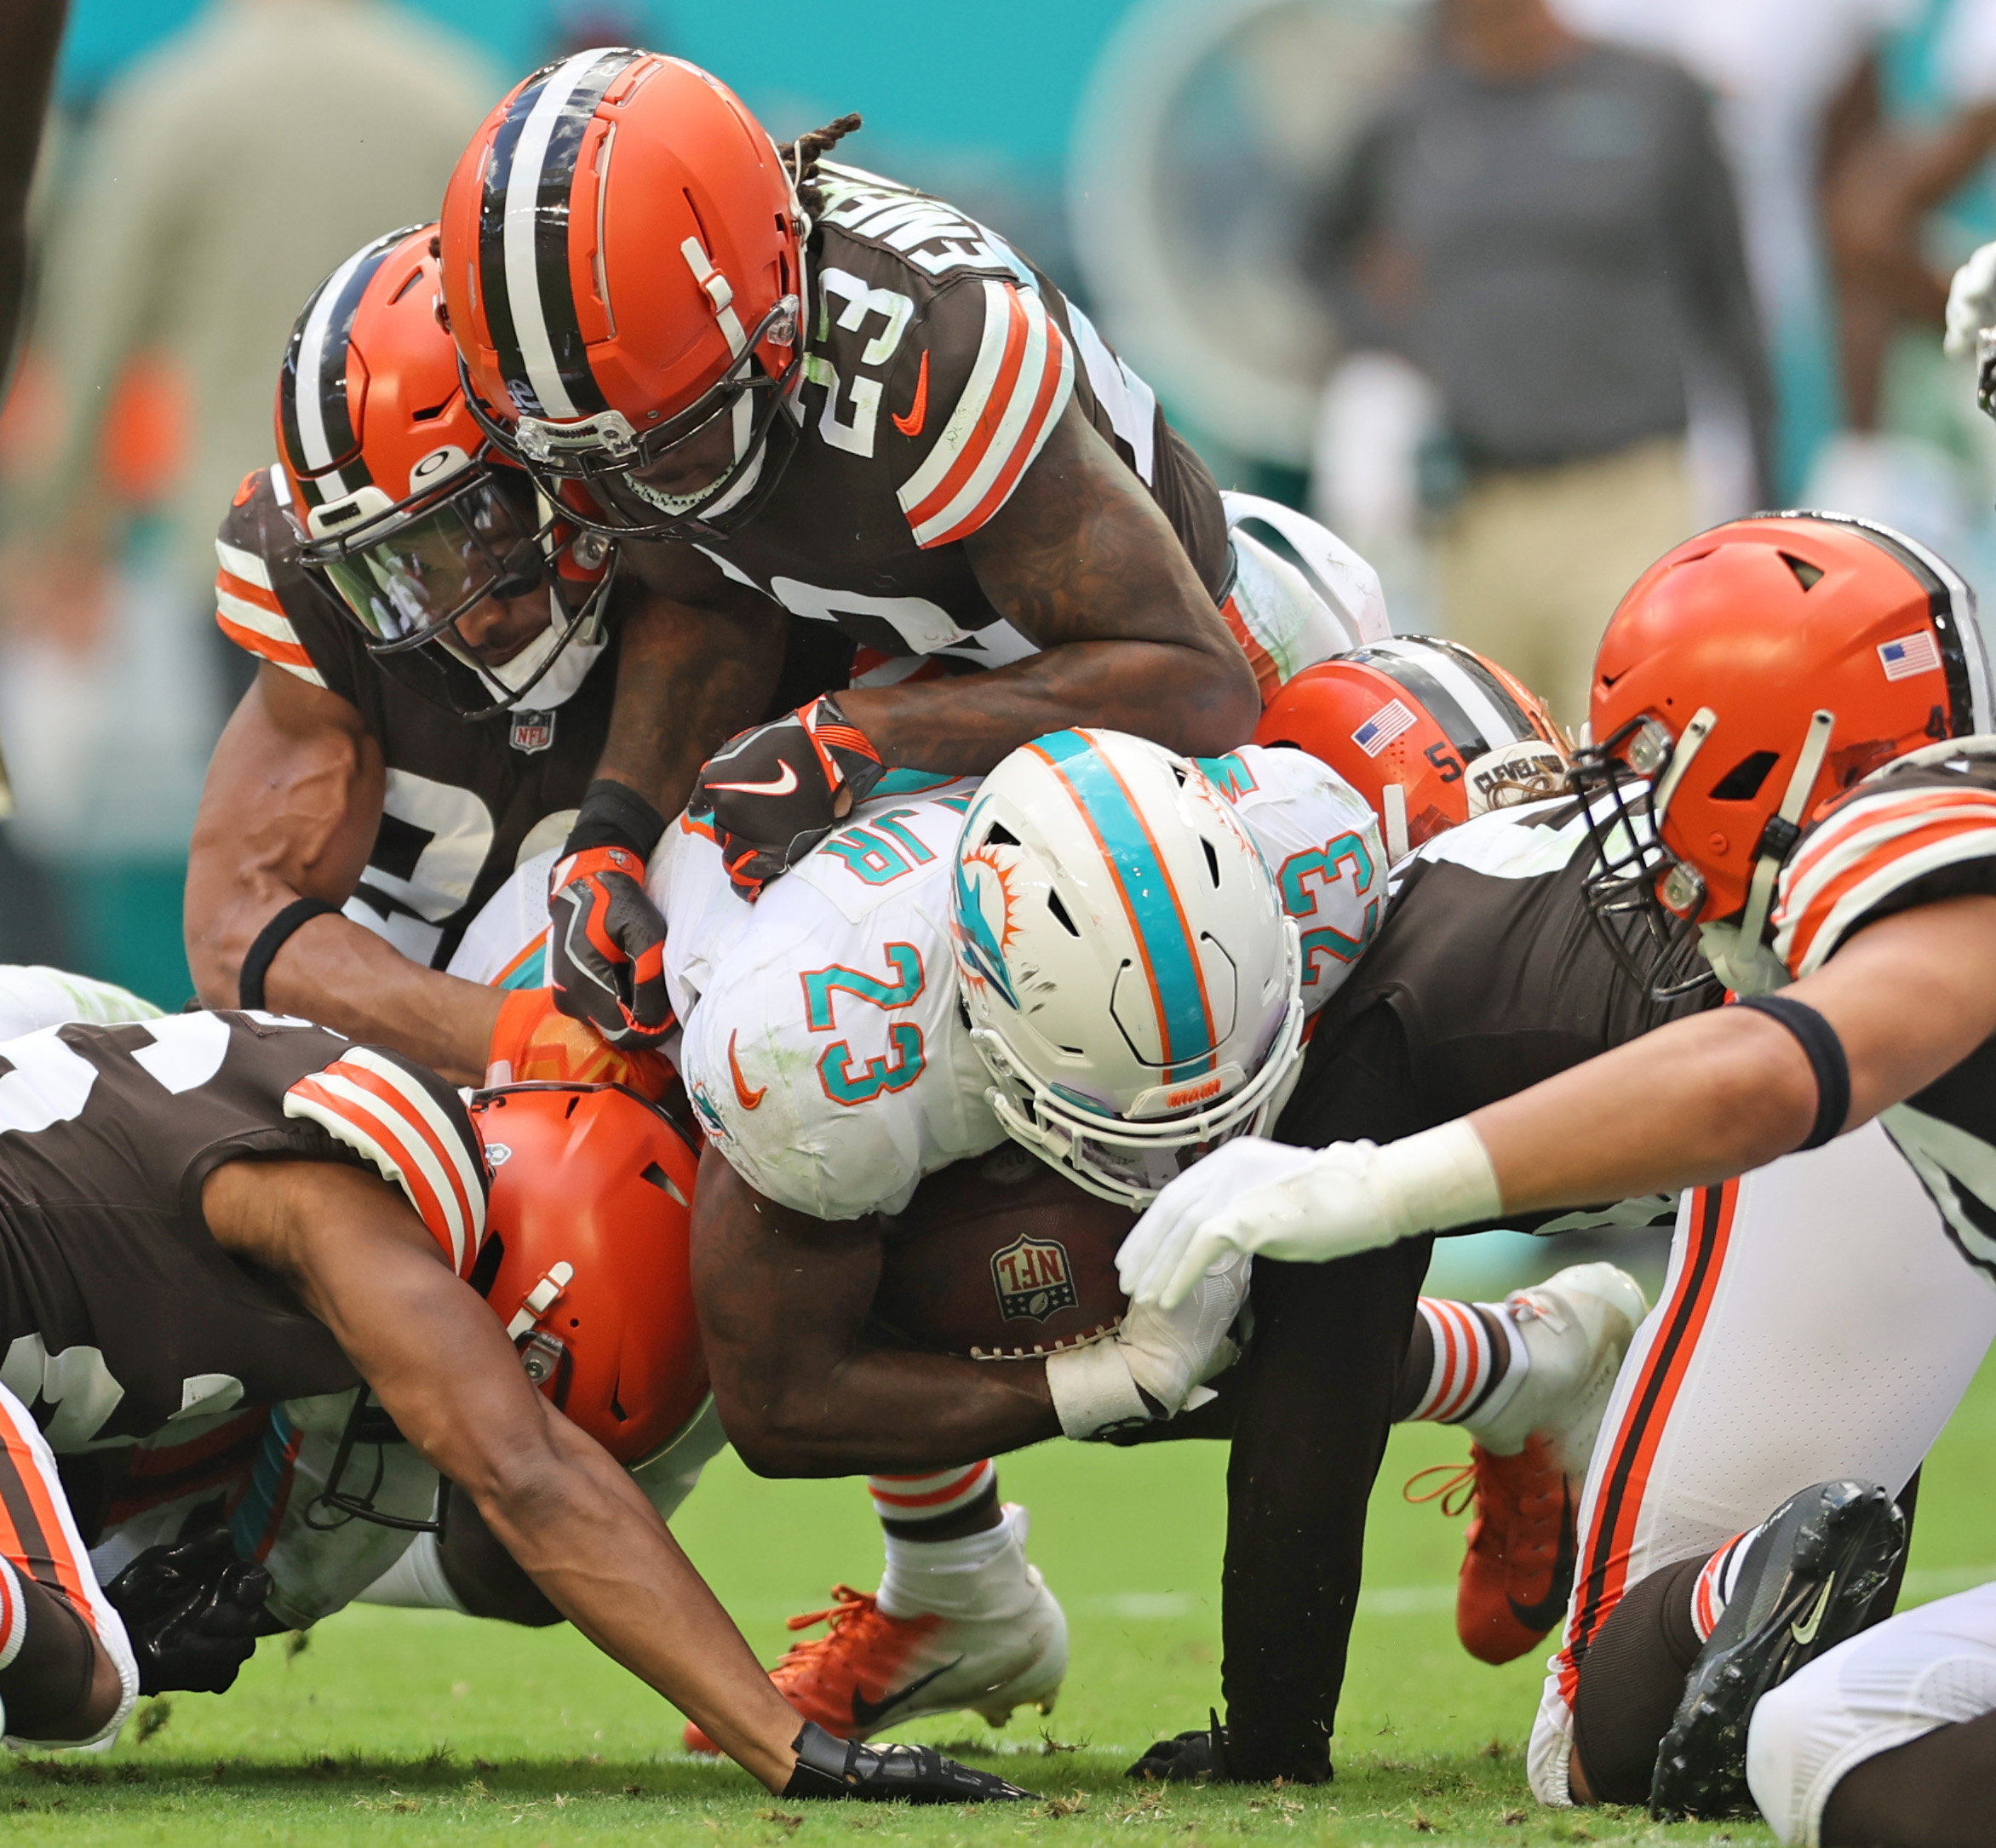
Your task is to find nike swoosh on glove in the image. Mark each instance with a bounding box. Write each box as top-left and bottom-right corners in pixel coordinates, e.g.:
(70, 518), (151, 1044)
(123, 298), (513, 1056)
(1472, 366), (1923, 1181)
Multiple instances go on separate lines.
(547, 846), (674, 1049)
(1120, 1124), (1501, 1311)
(486, 987), (674, 1099)
(696, 694), (887, 898)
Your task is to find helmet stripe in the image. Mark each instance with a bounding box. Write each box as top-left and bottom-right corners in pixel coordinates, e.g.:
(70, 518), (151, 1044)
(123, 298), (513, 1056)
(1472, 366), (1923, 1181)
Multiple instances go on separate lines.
(280, 229), (406, 502)
(1355, 640), (1517, 759)
(1028, 731), (1217, 1079)
(479, 49), (635, 421)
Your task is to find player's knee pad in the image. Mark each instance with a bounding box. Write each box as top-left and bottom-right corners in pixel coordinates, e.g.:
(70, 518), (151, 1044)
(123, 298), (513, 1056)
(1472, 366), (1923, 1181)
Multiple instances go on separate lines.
(1569, 1553), (1705, 1805)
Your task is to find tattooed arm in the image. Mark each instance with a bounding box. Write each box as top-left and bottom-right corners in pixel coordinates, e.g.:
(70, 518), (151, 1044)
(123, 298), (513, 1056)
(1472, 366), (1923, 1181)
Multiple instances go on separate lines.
(836, 399), (1260, 770)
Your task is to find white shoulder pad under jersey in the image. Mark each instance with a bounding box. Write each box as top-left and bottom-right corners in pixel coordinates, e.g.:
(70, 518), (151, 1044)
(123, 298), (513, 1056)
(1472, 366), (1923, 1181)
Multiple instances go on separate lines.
(677, 777), (997, 1220)
(1195, 746), (1387, 1013)
(0, 964), (162, 1042)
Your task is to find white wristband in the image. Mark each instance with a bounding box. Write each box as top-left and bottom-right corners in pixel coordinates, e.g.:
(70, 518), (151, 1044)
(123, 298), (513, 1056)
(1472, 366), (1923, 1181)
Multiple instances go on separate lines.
(1374, 1120), (1502, 1237)
(1045, 1338), (1151, 1440)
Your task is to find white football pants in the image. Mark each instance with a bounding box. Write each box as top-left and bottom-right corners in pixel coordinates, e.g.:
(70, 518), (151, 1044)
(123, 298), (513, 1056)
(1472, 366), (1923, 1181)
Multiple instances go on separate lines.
(1528, 1122), (1996, 1805)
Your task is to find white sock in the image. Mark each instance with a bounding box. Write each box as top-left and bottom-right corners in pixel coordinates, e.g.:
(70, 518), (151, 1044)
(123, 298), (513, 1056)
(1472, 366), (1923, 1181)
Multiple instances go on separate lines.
(877, 1502), (1035, 1623)
(356, 1531), (468, 1615)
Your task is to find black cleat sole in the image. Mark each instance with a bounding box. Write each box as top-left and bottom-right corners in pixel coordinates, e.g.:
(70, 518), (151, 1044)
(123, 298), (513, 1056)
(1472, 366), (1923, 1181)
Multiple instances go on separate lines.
(1649, 1480), (1906, 1820)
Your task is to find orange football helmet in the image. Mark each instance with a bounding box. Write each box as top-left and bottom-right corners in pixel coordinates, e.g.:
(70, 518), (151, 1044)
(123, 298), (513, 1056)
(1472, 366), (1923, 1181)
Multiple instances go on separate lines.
(1254, 638), (1569, 860)
(276, 223), (613, 717)
(468, 1083), (708, 1463)
(438, 49), (806, 542)
(1572, 512), (1993, 996)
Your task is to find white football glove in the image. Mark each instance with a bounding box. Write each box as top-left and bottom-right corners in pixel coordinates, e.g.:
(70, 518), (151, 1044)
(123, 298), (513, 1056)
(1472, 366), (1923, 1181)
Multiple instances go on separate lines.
(1944, 241), (1996, 359)
(1044, 1248), (1251, 1439)
(1119, 1123), (1502, 1311)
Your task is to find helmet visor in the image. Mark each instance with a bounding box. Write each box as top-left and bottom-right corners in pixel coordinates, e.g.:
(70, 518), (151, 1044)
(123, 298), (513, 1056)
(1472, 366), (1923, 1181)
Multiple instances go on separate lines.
(318, 472), (548, 651)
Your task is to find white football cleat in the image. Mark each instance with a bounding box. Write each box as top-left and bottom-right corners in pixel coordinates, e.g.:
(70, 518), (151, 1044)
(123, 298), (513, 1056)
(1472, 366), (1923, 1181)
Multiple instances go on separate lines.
(1466, 1260), (1649, 1473)
(685, 1503), (1067, 1750)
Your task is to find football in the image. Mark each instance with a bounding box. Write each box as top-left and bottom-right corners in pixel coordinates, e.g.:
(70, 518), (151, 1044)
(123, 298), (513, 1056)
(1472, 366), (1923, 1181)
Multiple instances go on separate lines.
(872, 1142), (1134, 1359)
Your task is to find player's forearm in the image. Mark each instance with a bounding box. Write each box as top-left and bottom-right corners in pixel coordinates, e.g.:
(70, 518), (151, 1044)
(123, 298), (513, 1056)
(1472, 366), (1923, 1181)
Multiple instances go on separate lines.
(1470, 1007), (1819, 1218)
(590, 594), (788, 819)
(465, 1411), (800, 1789)
(715, 1346), (1058, 1478)
(836, 636), (1255, 772)
(248, 916), (502, 1085)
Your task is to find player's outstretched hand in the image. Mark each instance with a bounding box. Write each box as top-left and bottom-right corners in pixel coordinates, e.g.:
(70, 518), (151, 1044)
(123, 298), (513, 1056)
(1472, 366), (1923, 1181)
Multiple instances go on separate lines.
(696, 695), (886, 898)
(1121, 1125), (1502, 1311)
(1116, 1137), (1322, 1306)
(1945, 241), (1996, 357)
(105, 1526), (273, 1696)
(547, 846), (674, 1048)
(782, 1722), (1035, 1802)
(1127, 1710), (1230, 1783)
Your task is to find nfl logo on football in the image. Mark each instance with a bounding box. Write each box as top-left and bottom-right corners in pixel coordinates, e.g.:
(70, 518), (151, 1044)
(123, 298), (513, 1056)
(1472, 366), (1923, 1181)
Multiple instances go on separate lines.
(991, 1233), (1078, 1323)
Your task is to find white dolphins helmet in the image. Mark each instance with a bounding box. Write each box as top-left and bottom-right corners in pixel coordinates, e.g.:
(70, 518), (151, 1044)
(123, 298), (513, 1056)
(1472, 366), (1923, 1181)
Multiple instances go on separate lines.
(950, 729), (1305, 1206)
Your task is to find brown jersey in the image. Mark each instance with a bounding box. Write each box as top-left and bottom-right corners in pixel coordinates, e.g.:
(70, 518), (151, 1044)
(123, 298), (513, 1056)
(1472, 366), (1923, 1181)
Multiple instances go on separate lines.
(214, 467), (620, 969)
(0, 1013), (486, 1449)
(630, 163), (1231, 669)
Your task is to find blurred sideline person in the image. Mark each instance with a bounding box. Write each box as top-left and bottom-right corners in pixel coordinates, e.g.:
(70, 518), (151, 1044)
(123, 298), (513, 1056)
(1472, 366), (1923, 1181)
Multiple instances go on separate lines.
(1306, 0), (1769, 728)
(429, 55), (1380, 1059)
(0, 0), (64, 386)
(1118, 512), (1996, 1819)
(5, 0), (494, 722)
(0, 1006), (1026, 1801)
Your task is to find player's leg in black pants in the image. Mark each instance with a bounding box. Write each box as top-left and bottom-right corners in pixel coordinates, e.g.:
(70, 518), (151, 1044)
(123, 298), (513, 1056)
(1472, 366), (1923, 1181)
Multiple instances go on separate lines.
(1219, 1237), (1434, 1782)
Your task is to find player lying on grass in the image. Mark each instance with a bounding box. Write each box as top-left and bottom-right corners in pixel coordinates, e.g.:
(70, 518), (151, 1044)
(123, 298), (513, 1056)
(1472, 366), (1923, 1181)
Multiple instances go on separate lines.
(451, 710), (1645, 1757)
(1121, 511), (1996, 1818)
(186, 222), (843, 1088)
(0, 1007), (1024, 1801)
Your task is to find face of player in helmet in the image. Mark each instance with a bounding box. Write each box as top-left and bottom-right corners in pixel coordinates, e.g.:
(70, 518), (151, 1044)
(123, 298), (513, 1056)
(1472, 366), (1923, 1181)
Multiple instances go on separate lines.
(320, 470), (553, 657)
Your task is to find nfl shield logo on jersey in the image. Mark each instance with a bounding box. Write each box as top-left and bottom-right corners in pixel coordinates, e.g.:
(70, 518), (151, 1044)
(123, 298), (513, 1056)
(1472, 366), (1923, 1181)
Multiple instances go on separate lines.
(509, 710), (556, 755)
(991, 1234), (1078, 1323)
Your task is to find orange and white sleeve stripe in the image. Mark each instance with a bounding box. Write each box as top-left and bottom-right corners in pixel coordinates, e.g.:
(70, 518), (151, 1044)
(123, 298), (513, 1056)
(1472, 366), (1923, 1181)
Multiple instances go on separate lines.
(284, 1047), (488, 1277)
(1772, 783), (1996, 978)
(897, 280), (1072, 551)
(215, 534), (324, 688)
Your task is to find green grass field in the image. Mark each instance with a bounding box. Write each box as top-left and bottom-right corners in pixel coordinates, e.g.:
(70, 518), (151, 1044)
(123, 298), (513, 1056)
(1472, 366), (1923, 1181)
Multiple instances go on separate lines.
(9, 1340), (1994, 1846)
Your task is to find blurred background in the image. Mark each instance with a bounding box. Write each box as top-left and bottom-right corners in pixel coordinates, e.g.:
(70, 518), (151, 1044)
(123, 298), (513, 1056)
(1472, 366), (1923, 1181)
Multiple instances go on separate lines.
(3, 0), (1996, 1027)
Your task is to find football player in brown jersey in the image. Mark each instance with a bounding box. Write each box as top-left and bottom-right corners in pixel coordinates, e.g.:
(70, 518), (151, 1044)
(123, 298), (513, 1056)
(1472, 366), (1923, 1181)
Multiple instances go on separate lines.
(1122, 513), (1996, 1822)
(434, 51), (1294, 1048)
(186, 223), (844, 1084)
(0, 1010), (1026, 1800)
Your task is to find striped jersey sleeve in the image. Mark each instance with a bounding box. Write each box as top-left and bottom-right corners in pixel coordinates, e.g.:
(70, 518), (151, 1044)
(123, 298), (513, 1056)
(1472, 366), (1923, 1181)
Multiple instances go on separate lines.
(284, 1046), (490, 1278)
(213, 467), (328, 689)
(893, 278), (1073, 550)
(1772, 766), (1996, 978)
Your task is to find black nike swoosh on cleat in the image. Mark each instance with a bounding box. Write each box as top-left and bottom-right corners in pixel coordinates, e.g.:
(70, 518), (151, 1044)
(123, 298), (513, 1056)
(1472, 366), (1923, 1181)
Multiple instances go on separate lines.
(850, 1656), (966, 1733)
(1507, 1482), (1579, 1636)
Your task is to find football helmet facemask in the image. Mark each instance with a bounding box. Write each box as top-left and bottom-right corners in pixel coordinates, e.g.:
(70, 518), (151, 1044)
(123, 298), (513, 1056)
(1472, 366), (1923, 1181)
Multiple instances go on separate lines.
(277, 224), (615, 720)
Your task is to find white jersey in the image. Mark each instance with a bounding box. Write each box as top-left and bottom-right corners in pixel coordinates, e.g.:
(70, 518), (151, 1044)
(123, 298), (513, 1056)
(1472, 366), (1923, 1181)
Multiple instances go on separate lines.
(681, 747), (1383, 1220)
(0, 965), (161, 1042)
(450, 748), (1385, 1220)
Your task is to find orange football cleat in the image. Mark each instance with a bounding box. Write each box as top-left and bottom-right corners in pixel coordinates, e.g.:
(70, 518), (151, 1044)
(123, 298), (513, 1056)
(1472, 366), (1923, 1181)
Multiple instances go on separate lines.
(1454, 1437), (1574, 1665)
(684, 1572), (1065, 1753)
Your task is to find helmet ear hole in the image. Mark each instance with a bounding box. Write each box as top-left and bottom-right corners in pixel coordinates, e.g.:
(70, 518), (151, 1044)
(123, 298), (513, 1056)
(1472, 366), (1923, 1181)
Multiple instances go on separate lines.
(1709, 749), (1780, 802)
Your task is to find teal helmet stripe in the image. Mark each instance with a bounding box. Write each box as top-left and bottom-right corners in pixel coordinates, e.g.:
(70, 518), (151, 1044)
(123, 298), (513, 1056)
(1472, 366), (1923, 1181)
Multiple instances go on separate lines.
(1026, 730), (1216, 1078)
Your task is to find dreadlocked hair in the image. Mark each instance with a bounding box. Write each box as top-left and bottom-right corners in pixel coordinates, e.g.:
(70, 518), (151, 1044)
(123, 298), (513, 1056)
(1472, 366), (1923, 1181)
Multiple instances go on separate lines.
(786, 113), (863, 221)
